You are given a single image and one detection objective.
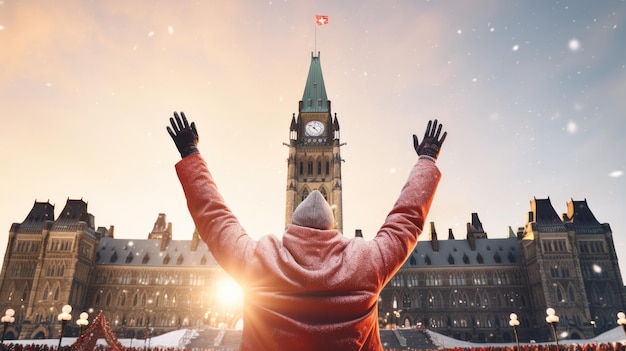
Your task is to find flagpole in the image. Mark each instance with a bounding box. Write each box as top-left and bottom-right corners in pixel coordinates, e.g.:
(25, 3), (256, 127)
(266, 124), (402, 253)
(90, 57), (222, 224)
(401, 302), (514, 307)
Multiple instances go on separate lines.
(314, 22), (317, 54)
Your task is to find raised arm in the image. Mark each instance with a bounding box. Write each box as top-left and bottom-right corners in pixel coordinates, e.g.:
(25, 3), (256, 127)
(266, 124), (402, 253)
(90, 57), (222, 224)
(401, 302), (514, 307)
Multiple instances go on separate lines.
(374, 119), (447, 281)
(167, 111), (254, 276)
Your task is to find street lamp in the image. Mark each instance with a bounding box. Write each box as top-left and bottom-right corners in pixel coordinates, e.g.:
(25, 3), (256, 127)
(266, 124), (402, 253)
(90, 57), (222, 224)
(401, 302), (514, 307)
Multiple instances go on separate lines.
(76, 312), (89, 335)
(616, 312), (626, 336)
(545, 308), (559, 346)
(509, 313), (520, 351)
(57, 305), (72, 350)
(1, 308), (15, 346)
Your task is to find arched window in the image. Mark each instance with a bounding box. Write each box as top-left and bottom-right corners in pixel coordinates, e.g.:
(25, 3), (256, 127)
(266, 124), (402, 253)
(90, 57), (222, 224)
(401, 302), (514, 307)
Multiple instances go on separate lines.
(301, 189), (309, 202)
(568, 285), (576, 303)
(118, 292), (126, 306)
(402, 291), (411, 308)
(557, 285), (564, 302)
(319, 187), (328, 201)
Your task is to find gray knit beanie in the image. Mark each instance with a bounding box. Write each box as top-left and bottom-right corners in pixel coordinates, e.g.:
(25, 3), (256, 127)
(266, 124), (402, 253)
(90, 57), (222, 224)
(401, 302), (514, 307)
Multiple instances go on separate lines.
(291, 190), (335, 230)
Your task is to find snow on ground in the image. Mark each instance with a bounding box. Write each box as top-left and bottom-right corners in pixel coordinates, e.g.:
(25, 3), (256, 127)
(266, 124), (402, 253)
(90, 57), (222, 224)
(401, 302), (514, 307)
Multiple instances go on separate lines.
(429, 326), (626, 349)
(4, 327), (626, 349)
(2, 329), (192, 349)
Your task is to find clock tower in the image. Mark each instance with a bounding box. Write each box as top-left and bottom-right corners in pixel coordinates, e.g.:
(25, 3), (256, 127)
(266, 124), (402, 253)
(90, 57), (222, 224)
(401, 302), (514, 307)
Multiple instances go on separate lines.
(285, 52), (343, 232)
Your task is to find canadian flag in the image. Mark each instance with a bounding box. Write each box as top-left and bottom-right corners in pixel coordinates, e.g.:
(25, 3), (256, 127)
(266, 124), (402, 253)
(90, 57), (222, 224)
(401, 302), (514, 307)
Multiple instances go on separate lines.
(315, 15), (329, 26)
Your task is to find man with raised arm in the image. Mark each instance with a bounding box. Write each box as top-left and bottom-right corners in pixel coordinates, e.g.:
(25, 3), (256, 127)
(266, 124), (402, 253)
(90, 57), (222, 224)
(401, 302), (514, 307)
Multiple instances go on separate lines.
(167, 112), (447, 351)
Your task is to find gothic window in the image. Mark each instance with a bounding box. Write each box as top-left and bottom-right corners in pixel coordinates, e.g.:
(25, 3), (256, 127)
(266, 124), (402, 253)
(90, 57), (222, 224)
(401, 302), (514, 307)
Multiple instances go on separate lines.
(58, 264), (64, 277)
(317, 161), (322, 174)
(299, 162), (303, 175)
(476, 253), (484, 264)
(118, 292), (126, 306)
(21, 286), (28, 301)
(568, 285), (576, 302)
(5, 286), (14, 302)
(402, 291), (411, 308)
(301, 189), (309, 202)
(473, 274), (487, 285)
(42, 286), (49, 300)
(561, 266), (570, 277)
(557, 286), (564, 302)
(105, 292), (111, 306)
(125, 252), (134, 263)
(307, 161), (313, 174)
(177, 255), (184, 265)
(409, 255), (416, 266)
(427, 292), (436, 308)
(319, 187), (328, 201)
(133, 294), (138, 306)
(551, 267), (559, 277)
(425, 255), (431, 265)
(53, 286), (59, 300)
(95, 291), (101, 306)
(448, 255), (454, 264)
(463, 254), (469, 264)
(508, 251), (516, 263)
(495, 294), (502, 307)
(110, 251), (118, 263)
(494, 252), (501, 263)
(142, 253), (150, 264)
(163, 254), (170, 265)
(325, 161), (330, 175)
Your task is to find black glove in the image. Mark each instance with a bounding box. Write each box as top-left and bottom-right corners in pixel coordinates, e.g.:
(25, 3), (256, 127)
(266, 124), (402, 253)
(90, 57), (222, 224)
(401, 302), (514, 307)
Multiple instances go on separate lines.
(413, 119), (447, 161)
(167, 111), (199, 158)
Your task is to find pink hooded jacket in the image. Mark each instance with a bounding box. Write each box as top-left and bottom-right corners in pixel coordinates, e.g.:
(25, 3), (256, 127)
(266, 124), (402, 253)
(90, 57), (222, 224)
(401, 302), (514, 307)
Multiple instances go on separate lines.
(176, 153), (441, 351)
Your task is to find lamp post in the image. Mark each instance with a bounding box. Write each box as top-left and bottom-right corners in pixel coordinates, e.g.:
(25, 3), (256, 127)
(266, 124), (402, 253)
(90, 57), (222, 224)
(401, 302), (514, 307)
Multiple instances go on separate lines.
(617, 312), (626, 336)
(57, 305), (72, 351)
(1, 308), (15, 347)
(545, 308), (559, 346)
(509, 313), (520, 351)
(76, 312), (89, 336)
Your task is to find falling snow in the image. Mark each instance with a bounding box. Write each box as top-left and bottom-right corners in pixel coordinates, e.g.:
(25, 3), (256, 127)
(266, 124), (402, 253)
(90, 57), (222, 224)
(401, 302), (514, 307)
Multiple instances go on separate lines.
(568, 38), (581, 52)
(565, 121), (577, 134)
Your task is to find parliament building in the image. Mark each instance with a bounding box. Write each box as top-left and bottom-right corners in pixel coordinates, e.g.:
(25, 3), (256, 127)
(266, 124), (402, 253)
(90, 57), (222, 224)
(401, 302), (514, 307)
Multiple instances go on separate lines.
(1, 53), (624, 343)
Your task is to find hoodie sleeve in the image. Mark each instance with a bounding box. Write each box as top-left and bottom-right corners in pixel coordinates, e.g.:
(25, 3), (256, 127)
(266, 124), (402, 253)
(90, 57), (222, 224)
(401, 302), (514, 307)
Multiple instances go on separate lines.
(372, 158), (441, 283)
(175, 153), (255, 276)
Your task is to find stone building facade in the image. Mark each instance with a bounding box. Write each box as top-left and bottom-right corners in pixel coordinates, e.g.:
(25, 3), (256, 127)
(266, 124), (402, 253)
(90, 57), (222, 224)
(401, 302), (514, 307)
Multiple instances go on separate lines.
(378, 198), (626, 343)
(1, 53), (624, 343)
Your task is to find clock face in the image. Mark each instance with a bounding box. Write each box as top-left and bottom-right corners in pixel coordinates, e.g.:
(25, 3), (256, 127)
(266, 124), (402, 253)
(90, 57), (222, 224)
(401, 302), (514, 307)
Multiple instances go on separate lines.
(305, 121), (325, 136)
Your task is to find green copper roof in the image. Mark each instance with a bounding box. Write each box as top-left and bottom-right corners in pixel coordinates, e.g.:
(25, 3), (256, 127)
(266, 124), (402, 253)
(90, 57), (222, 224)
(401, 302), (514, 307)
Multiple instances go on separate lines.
(301, 52), (329, 112)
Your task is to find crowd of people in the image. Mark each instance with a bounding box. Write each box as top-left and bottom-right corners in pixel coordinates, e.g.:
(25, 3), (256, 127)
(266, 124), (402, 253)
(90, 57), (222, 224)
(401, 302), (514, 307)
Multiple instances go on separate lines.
(1, 341), (626, 351)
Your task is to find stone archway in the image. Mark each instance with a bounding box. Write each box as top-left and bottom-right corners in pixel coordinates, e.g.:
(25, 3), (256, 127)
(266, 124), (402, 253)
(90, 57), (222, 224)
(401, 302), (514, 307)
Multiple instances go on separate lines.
(30, 325), (50, 339)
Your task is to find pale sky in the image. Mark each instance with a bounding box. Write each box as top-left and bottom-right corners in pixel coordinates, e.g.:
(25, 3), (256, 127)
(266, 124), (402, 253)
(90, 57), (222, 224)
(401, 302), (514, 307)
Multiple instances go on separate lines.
(1, 1), (625, 278)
